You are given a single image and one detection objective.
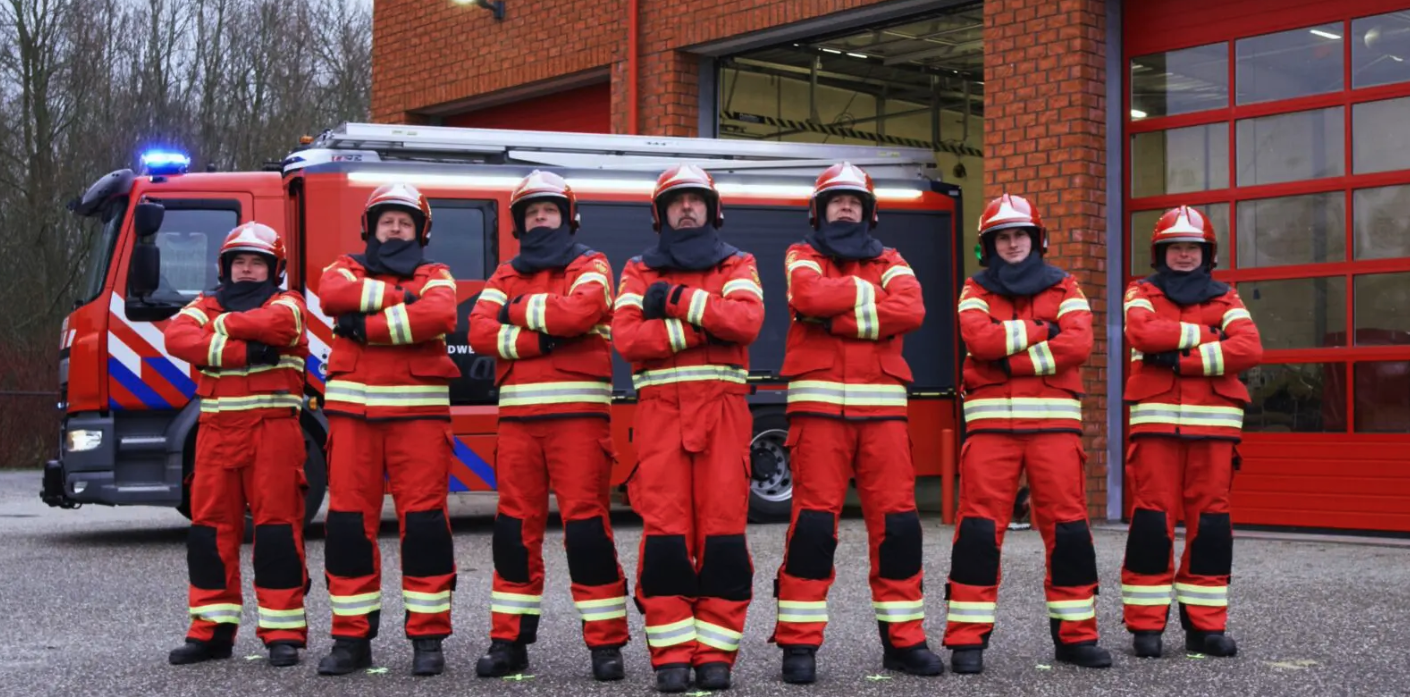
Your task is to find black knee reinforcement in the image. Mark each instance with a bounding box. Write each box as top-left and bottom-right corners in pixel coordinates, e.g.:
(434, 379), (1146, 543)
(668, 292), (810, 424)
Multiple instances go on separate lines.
(1051, 520), (1100, 588)
(783, 510), (837, 581)
(565, 516), (621, 587)
(639, 534), (698, 598)
(1123, 508), (1172, 575)
(949, 517), (1000, 586)
(187, 524), (226, 590)
(403, 509), (455, 578)
(1188, 513), (1233, 577)
(879, 510), (923, 581)
(698, 534), (752, 601)
(492, 514), (530, 584)
(325, 510), (375, 579)
(253, 523), (303, 590)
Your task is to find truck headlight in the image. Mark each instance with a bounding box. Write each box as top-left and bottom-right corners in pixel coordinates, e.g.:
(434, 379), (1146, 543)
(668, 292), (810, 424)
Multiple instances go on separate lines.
(66, 429), (102, 452)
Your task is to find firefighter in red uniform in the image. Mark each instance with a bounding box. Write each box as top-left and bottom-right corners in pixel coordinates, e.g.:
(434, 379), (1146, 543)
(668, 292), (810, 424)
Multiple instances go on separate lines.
(315, 183), (460, 677)
(164, 222), (310, 667)
(1120, 206), (1262, 659)
(612, 164), (764, 693)
(770, 162), (942, 683)
(467, 171), (629, 681)
(944, 194), (1111, 673)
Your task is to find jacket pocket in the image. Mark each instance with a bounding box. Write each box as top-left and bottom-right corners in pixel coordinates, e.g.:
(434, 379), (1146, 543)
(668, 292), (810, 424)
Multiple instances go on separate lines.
(780, 335), (835, 376)
(1124, 370), (1175, 402)
(1210, 375), (1251, 403)
(878, 349), (914, 383)
(409, 353), (462, 380)
(326, 344), (359, 376)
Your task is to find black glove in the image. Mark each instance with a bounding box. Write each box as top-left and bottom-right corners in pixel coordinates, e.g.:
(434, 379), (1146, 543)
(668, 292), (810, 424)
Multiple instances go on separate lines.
(538, 333), (560, 354)
(1046, 321), (1062, 340)
(643, 281), (670, 320)
(995, 357), (1012, 376)
(403, 289), (419, 306)
(794, 312), (832, 332)
(669, 284), (688, 305)
(334, 313), (367, 342)
(1143, 351), (1180, 372)
(1210, 325), (1226, 341)
(498, 301), (511, 324)
(245, 341), (281, 366)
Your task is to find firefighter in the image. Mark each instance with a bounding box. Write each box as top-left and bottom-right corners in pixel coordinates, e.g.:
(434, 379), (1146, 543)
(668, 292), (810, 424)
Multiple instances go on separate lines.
(770, 162), (941, 683)
(315, 183), (460, 677)
(1120, 206), (1262, 659)
(611, 164), (764, 693)
(944, 193), (1111, 673)
(163, 222), (310, 667)
(467, 170), (629, 681)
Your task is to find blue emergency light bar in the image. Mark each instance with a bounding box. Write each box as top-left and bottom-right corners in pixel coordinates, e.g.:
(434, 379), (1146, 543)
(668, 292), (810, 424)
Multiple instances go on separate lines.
(140, 150), (191, 175)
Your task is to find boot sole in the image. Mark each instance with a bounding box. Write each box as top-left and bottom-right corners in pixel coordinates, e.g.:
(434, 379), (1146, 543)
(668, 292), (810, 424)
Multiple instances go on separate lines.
(1055, 656), (1112, 669)
(882, 657), (945, 676)
(413, 662), (445, 676)
(476, 661), (529, 678)
(950, 662), (983, 675)
(318, 659), (372, 675)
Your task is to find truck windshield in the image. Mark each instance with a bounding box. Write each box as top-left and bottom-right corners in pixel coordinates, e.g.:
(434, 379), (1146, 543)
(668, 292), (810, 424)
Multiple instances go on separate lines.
(77, 197), (128, 305)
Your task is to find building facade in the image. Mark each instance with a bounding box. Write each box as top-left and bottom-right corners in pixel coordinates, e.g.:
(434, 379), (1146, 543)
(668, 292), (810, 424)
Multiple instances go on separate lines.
(372, 0), (1410, 531)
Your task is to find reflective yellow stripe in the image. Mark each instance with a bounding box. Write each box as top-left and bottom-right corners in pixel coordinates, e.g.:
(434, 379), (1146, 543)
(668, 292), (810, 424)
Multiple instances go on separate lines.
(592, 324), (612, 341)
(853, 277), (879, 340)
(957, 298), (990, 313)
(491, 591), (542, 615)
(361, 279), (387, 313)
(498, 325), (521, 360)
(1129, 403), (1243, 429)
(271, 298), (303, 345)
(207, 334), (227, 368)
(200, 394), (303, 413)
(200, 355), (306, 378)
(722, 278), (764, 299)
(1174, 583), (1228, 607)
(1026, 341), (1056, 376)
(686, 288), (709, 325)
(881, 264), (915, 289)
(665, 319), (689, 353)
(787, 259), (823, 275)
(1131, 348), (1145, 362)
(787, 380), (908, 408)
(1200, 342), (1225, 376)
(1123, 298), (1155, 316)
(330, 592), (380, 616)
(190, 603), (242, 624)
(1002, 319), (1029, 355)
(1047, 597), (1096, 621)
(499, 381), (613, 407)
(1121, 584), (1173, 606)
(257, 606), (307, 629)
(777, 600), (828, 624)
(632, 365), (749, 390)
(382, 304), (413, 345)
(575, 596), (628, 621)
(335, 268), (357, 282)
(1221, 308), (1252, 331)
(695, 620), (743, 651)
(404, 589), (452, 614)
(614, 292), (643, 310)
(945, 600), (995, 624)
(525, 293), (549, 332)
(212, 313), (231, 336)
(570, 272), (609, 295)
(962, 397), (1083, 423)
(421, 278), (457, 293)
(1178, 322), (1202, 350)
(873, 599), (925, 622)
(645, 617), (697, 647)
(323, 381), (449, 408)
(1058, 297), (1090, 317)
(479, 288), (508, 306)
(179, 307), (209, 325)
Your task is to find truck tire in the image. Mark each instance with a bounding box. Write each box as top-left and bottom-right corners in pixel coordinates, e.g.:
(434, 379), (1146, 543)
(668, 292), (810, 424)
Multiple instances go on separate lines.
(748, 407), (793, 523)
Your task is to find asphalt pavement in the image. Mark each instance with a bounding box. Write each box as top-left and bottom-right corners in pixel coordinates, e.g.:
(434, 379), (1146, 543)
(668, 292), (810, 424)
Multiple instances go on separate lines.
(1, 470), (1407, 697)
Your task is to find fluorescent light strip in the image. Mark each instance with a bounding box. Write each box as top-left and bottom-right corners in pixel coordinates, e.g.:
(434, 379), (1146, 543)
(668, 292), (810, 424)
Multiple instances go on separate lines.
(347, 171), (923, 200)
(1309, 29), (1341, 40)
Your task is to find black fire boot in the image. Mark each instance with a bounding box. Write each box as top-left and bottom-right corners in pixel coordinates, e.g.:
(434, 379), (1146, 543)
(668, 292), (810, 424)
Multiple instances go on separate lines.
(168, 639), (233, 665)
(1055, 642), (1113, 668)
(412, 638), (445, 676)
(1133, 631), (1163, 658)
(781, 646), (817, 684)
(654, 663), (692, 693)
(1186, 631), (1237, 657)
(267, 642), (300, 667)
(317, 638), (372, 675)
(475, 639), (529, 677)
(883, 643), (945, 676)
(695, 662), (731, 691)
(591, 646), (625, 681)
(950, 648), (984, 674)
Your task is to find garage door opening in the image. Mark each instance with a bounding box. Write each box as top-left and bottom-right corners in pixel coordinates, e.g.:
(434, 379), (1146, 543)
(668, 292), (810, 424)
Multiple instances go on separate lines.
(715, 4), (985, 272)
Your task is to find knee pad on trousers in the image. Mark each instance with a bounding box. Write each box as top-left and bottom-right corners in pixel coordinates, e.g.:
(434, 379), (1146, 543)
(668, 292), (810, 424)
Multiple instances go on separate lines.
(187, 525), (226, 590)
(783, 510), (837, 581)
(402, 509), (455, 578)
(1123, 508), (1172, 575)
(698, 534), (752, 601)
(1050, 520), (1100, 587)
(639, 534), (698, 598)
(878, 510), (923, 580)
(565, 516), (621, 587)
(492, 514), (531, 584)
(325, 510), (376, 579)
(253, 523), (303, 590)
(1188, 512), (1233, 577)
(949, 517), (1000, 587)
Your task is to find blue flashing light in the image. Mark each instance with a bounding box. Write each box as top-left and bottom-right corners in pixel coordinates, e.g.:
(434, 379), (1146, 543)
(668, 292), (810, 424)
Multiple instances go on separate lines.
(140, 150), (191, 175)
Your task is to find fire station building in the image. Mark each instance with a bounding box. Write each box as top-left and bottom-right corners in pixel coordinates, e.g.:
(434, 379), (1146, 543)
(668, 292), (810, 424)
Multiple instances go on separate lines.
(372, 0), (1410, 532)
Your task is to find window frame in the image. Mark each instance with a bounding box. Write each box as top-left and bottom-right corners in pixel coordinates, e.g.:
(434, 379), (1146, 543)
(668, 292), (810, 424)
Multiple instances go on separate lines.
(427, 198), (497, 282)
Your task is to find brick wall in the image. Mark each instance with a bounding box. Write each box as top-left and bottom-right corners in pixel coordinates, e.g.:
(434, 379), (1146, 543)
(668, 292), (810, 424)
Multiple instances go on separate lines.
(983, 0), (1110, 516)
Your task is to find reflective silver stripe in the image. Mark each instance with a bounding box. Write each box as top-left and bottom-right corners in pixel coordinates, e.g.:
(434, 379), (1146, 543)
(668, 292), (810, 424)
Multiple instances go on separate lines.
(1123, 298), (1155, 315)
(575, 596), (628, 621)
(873, 599), (924, 622)
(1179, 322), (1201, 350)
(695, 620), (743, 652)
(526, 293), (549, 332)
(404, 590), (451, 614)
(190, 603), (242, 624)
(853, 277), (878, 340)
(614, 292), (643, 310)
(498, 381), (612, 407)
(1221, 308), (1252, 330)
(881, 264), (915, 289)
(323, 381), (449, 408)
(200, 393), (303, 413)
(361, 279), (387, 313)
(1121, 584), (1173, 606)
(1057, 297), (1090, 317)
(665, 319), (689, 353)
(273, 299), (303, 344)
(1046, 598), (1096, 621)
(1131, 348), (1145, 362)
(498, 325), (521, 359)
(421, 279), (457, 293)
(632, 365), (749, 390)
(330, 592), (380, 616)
(1200, 342), (1224, 376)
(1129, 403), (1243, 429)
(179, 307), (209, 325)
(787, 380), (908, 408)
(958, 297), (990, 313)
(776, 600), (828, 623)
(645, 617), (696, 647)
(491, 591), (542, 615)
(787, 259), (823, 275)
(1026, 341), (1056, 376)
(962, 397), (1082, 423)
(1175, 583), (1228, 607)
(258, 607), (307, 629)
(945, 601), (996, 623)
(1002, 319), (1028, 355)
(722, 278), (763, 298)
(208, 334), (228, 368)
(335, 268), (357, 282)
(570, 272), (609, 294)
(384, 304), (413, 345)
(592, 324), (612, 341)
(201, 356), (306, 378)
(686, 288), (709, 325)
(479, 288), (508, 306)
(212, 313), (232, 336)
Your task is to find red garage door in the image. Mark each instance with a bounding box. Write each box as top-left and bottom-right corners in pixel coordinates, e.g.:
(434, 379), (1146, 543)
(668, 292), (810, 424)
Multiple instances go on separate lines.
(1123, 1), (1410, 531)
(443, 83), (611, 133)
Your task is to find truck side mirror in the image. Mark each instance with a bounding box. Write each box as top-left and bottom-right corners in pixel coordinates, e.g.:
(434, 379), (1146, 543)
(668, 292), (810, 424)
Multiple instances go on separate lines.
(133, 201), (164, 238)
(128, 243), (160, 297)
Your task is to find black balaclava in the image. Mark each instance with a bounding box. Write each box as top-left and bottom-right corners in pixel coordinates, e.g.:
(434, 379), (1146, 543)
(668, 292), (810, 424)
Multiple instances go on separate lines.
(357, 206), (427, 278)
(641, 190), (737, 271)
(806, 192), (883, 260)
(1149, 243), (1226, 306)
(510, 199), (588, 273)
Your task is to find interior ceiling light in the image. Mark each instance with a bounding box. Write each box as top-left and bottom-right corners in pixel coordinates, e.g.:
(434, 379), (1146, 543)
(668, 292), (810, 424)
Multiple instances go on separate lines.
(1130, 109), (1149, 119)
(453, 0), (504, 21)
(1309, 29), (1342, 40)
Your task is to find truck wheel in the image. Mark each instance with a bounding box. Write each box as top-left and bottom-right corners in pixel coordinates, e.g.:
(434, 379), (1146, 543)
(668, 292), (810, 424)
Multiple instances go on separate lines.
(748, 408), (792, 523)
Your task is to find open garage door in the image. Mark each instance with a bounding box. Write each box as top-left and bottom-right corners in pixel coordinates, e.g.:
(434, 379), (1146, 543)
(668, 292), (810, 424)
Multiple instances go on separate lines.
(444, 83), (611, 133)
(713, 4), (985, 274)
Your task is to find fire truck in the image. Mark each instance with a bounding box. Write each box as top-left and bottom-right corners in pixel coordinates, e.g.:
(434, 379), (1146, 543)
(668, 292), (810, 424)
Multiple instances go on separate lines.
(41, 123), (964, 525)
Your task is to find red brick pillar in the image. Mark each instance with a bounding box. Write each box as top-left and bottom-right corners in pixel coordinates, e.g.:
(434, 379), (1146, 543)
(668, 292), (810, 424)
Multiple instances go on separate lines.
(614, 50), (699, 136)
(984, 0), (1110, 517)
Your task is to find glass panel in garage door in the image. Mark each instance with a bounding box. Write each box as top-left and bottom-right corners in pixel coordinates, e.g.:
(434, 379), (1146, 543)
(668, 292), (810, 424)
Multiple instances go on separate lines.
(1131, 124), (1229, 197)
(1237, 277), (1347, 349)
(1236, 24), (1344, 105)
(1352, 96), (1410, 174)
(1353, 272), (1410, 345)
(1242, 362), (1348, 432)
(1352, 12), (1410, 89)
(1235, 193), (1345, 268)
(1130, 43), (1229, 119)
(1354, 361), (1410, 433)
(1236, 107), (1344, 186)
(1353, 185), (1410, 261)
